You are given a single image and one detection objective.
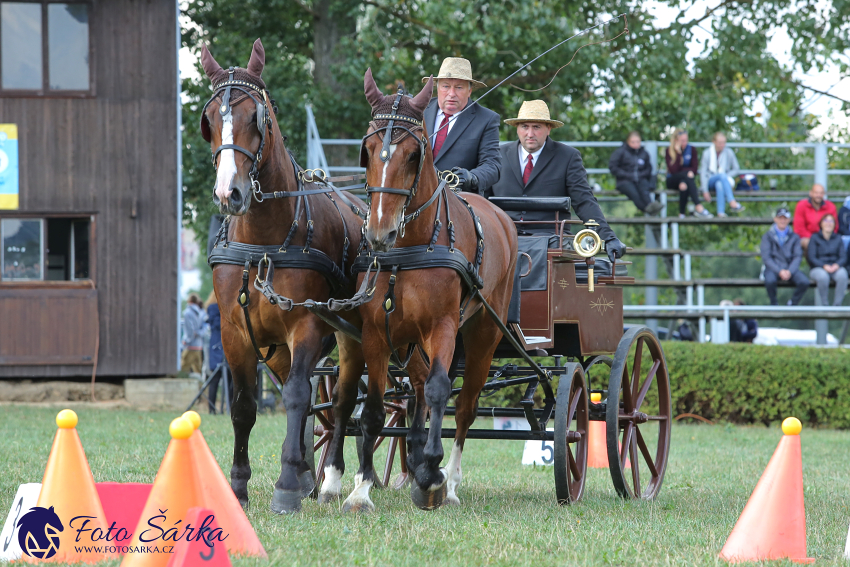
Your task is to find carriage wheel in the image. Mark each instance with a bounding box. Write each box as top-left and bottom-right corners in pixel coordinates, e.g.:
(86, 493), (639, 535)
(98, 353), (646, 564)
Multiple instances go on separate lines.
(605, 326), (672, 499)
(310, 360), (337, 492)
(554, 362), (589, 505)
(582, 355), (613, 394)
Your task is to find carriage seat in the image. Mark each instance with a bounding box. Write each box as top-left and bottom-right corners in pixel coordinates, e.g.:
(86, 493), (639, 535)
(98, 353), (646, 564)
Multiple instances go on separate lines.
(489, 196), (571, 213)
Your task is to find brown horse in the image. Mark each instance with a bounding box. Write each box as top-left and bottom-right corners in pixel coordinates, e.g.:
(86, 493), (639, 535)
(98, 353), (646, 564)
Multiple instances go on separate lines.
(201, 40), (366, 514)
(320, 70), (518, 512)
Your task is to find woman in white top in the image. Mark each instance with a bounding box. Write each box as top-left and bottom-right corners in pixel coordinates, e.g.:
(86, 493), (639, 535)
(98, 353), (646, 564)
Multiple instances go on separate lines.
(699, 132), (745, 216)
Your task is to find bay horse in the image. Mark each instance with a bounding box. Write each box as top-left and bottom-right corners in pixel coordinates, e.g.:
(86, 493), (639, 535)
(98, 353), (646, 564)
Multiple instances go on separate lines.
(201, 39), (366, 514)
(318, 69), (518, 511)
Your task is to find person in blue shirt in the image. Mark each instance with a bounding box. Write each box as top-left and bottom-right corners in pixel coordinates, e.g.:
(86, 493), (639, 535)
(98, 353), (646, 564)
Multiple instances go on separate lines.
(759, 207), (809, 306)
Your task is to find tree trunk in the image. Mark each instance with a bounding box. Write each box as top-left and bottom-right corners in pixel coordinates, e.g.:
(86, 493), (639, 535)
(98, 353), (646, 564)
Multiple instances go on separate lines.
(312, 0), (357, 94)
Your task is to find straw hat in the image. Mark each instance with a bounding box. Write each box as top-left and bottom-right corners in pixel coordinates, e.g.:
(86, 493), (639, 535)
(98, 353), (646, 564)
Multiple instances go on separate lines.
(422, 57), (487, 89)
(504, 100), (564, 128)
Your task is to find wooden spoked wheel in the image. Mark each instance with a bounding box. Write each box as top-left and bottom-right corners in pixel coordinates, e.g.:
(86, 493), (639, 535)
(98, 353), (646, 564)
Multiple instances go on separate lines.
(605, 326), (672, 499)
(310, 369), (337, 490)
(554, 362), (589, 505)
(310, 368), (411, 491)
(582, 355), (613, 395)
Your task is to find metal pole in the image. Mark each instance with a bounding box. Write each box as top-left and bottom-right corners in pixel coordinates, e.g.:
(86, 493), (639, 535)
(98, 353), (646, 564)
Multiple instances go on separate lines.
(644, 224), (658, 334)
(814, 286), (827, 345)
(815, 143), (828, 193)
(671, 223), (680, 280)
(697, 284), (705, 343)
(306, 104), (316, 170)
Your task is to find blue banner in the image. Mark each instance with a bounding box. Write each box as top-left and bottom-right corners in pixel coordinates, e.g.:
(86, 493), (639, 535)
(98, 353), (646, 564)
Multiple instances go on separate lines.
(0, 124), (19, 210)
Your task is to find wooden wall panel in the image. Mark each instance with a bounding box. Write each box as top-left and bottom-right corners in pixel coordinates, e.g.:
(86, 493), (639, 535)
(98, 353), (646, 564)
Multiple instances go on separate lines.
(0, 0), (179, 377)
(0, 288), (98, 365)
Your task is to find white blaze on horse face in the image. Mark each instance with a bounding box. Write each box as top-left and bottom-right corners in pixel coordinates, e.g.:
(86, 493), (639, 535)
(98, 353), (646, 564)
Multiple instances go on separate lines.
(375, 144), (397, 224)
(215, 113), (238, 202)
(445, 442), (463, 505)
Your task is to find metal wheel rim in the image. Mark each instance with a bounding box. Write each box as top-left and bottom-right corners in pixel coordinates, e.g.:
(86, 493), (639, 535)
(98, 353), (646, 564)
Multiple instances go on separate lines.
(554, 362), (589, 505)
(605, 326), (671, 499)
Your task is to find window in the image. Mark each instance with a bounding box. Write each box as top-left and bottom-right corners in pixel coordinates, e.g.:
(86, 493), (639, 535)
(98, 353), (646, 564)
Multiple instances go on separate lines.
(0, 2), (91, 94)
(1, 216), (91, 281)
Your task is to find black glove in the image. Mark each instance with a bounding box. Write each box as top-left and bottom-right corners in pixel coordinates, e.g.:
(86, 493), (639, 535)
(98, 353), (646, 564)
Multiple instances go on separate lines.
(606, 238), (626, 262)
(451, 167), (478, 192)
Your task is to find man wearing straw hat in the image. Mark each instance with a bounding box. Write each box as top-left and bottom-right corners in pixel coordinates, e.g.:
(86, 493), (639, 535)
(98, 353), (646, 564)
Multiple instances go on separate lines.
(422, 57), (501, 195)
(488, 100), (626, 262)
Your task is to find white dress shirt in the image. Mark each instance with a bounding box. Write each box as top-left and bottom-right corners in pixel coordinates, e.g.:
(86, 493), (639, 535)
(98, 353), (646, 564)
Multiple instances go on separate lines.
(518, 141), (545, 171)
(432, 108), (458, 148)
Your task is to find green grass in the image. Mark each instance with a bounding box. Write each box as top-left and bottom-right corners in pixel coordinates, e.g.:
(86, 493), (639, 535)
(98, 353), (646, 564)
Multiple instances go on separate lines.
(2, 406), (850, 566)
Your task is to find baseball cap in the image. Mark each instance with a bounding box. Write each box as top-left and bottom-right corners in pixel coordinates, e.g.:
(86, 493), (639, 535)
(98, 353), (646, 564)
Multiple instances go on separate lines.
(775, 207), (791, 218)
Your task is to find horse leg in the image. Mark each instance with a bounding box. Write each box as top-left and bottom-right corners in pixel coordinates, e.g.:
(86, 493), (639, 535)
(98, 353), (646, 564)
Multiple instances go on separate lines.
(341, 349), (387, 514)
(404, 351), (429, 483)
(410, 324), (457, 510)
(271, 328), (322, 515)
(318, 332), (366, 503)
(226, 343), (266, 509)
(445, 313), (502, 506)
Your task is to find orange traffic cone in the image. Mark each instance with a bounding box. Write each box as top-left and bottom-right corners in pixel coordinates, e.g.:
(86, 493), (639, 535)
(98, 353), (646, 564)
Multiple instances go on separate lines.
(718, 417), (814, 564)
(120, 417), (202, 567)
(181, 411), (266, 558)
(588, 394), (629, 469)
(24, 409), (113, 564)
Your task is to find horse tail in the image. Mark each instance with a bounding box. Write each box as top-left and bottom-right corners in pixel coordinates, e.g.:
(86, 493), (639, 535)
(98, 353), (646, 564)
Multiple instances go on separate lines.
(319, 334), (338, 360)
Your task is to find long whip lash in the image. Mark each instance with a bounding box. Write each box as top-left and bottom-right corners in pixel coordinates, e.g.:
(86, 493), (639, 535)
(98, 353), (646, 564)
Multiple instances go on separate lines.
(429, 13), (629, 140)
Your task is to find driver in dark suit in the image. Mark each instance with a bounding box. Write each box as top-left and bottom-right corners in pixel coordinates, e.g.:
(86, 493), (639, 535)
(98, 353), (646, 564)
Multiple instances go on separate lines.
(486, 100), (626, 262)
(422, 57), (501, 195)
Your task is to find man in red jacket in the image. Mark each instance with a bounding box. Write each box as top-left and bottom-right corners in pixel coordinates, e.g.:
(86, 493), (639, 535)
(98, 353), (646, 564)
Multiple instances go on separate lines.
(794, 183), (838, 252)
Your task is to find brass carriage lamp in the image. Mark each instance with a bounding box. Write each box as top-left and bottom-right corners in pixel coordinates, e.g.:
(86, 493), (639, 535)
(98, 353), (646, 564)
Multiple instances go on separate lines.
(573, 219), (602, 292)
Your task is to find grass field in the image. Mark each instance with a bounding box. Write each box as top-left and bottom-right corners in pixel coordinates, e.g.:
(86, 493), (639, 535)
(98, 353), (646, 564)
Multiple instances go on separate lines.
(2, 405), (850, 566)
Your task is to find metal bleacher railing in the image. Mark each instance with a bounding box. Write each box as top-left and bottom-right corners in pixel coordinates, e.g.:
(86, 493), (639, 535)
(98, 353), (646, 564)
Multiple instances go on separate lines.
(305, 104), (850, 345)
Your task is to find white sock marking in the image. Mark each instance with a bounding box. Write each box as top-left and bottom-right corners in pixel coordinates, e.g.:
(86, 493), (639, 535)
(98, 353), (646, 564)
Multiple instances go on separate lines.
(445, 443), (463, 501)
(214, 113), (237, 203)
(343, 472), (375, 510)
(320, 465), (343, 496)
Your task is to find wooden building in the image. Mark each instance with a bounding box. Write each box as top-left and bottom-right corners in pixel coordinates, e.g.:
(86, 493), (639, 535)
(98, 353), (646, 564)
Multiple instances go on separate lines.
(0, 0), (179, 378)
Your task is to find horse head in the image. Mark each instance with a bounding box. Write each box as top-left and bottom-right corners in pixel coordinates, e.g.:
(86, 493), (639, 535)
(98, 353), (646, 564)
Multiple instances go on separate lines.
(361, 69), (434, 252)
(200, 39), (273, 216)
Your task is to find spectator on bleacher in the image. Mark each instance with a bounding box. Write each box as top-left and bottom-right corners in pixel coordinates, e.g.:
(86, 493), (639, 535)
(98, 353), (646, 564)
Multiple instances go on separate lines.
(608, 132), (664, 215)
(665, 128), (712, 218)
(838, 195), (850, 251)
(698, 132), (745, 217)
(794, 183), (837, 253)
(729, 298), (758, 343)
(807, 214), (848, 306)
(760, 207), (809, 306)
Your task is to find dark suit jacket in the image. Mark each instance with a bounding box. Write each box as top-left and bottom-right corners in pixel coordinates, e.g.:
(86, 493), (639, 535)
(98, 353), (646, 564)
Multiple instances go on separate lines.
(487, 139), (617, 242)
(424, 98), (501, 194)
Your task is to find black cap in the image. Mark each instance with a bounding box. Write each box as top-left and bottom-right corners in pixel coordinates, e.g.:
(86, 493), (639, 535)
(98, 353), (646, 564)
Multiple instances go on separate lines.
(775, 207), (791, 218)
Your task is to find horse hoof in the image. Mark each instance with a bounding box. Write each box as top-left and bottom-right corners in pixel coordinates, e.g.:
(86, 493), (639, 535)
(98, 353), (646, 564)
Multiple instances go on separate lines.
(298, 470), (316, 499)
(342, 498), (374, 514)
(271, 489), (302, 515)
(237, 497), (249, 510)
(410, 479), (447, 511)
(443, 493), (460, 506)
(317, 491), (341, 505)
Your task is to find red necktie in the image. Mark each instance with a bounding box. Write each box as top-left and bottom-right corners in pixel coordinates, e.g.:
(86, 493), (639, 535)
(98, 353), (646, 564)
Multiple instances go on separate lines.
(432, 113), (452, 159)
(523, 154), (534, 186)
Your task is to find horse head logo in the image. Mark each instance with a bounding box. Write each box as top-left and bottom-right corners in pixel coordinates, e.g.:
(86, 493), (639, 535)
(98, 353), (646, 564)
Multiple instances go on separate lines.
(17, 506), (64, 559)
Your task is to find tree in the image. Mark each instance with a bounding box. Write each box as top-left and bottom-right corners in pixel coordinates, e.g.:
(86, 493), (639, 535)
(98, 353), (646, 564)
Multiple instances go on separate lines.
(180, 0), (850, 244)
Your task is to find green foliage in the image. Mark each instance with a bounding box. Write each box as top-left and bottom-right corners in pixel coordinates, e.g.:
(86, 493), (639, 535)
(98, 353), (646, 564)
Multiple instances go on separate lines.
(180, 0), (850, 245)
(485, 342), (850, 428)
(665, 341), (850, 428)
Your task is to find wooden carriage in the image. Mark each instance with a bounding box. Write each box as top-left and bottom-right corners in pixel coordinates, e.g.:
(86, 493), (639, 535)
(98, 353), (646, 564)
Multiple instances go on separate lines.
(308, 197), (672, 504)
